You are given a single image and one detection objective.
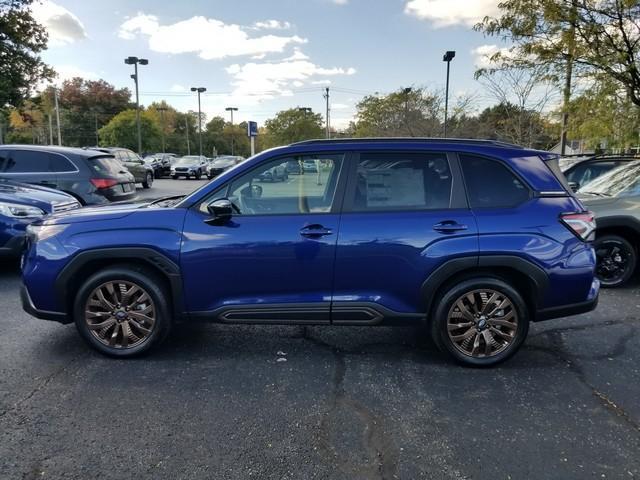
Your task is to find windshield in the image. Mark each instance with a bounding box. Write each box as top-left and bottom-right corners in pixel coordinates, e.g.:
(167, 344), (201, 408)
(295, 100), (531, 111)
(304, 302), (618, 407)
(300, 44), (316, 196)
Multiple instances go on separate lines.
(578, 160), (640, 197)
(174, 157), (199, 166)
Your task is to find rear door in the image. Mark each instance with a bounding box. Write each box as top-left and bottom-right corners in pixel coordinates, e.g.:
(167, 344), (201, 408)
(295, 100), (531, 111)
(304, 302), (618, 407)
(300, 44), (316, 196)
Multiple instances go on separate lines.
(332, 150), (478, 323)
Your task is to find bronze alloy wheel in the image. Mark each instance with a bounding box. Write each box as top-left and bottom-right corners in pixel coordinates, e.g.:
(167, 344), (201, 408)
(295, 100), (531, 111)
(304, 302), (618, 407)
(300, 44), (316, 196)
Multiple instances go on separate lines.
(84, 280), (156, 349)
(446, 289), (518, 358)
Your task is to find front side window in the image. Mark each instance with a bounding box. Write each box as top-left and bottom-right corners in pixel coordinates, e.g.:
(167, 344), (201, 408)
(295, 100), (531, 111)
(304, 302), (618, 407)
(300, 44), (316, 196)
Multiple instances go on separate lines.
(204, 154), (344, 215)
(349, 152), (452, 211)
(460, 155), (530, 208)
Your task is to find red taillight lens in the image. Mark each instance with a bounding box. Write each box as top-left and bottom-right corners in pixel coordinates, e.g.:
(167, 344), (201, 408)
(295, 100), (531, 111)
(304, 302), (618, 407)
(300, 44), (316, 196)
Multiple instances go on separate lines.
(90, 178), (119, 189)
(561, 211), (596, 241)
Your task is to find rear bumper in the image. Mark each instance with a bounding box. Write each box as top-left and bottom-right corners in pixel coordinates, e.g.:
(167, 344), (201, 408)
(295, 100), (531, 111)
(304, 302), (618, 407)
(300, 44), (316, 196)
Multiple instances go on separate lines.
(21, 284), (70, 324)
(535, 278), (600, 321)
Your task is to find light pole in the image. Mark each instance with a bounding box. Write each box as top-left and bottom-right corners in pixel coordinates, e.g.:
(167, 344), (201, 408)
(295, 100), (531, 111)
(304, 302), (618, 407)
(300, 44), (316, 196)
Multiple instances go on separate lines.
(442, 50), (455, 138)
(191, 87), (206, 157)
(124, 56), (149, 154)
(225, 107), (238, 155)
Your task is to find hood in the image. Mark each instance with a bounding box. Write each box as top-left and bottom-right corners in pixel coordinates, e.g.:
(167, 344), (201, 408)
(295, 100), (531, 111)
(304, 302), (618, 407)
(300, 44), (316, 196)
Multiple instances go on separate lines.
(579, 194), (640, 216)
(577, 194), (619, 208)
(44, 200), (150, 225)
(212, 159), (235, 168)
(0, 179), (76, 213)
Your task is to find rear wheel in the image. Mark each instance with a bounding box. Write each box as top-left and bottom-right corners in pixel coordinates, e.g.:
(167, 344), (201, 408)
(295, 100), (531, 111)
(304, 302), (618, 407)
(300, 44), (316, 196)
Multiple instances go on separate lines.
(431, 278), (529, 367)
(172, 175), (179, 180)
(73, 266), (171, 357)
(594, 235), (636, 288)
(142, 172), (153, 189)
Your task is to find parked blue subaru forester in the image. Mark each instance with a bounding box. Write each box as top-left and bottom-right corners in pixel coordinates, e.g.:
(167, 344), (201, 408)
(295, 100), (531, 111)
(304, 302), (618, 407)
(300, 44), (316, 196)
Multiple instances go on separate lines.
(21, 139), (599, 366)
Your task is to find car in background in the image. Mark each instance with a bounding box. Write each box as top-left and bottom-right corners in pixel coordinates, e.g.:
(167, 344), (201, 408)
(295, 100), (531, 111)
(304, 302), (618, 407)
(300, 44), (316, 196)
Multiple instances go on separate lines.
(21, 138), (598, 366)
(302, 159), (318, 173)
(142, 156), (163, 178)
(258, 162), (288, 182)
(0, 179), (80, 256)
(93, 148), (154, 189)
(206, 155), (245, 179)
(171, 155), (208, 179)
(561, 155), (637, 192)
(145, 153), (176, 177)
(578, 160), (640, 287)
(0, 145), (136, 205)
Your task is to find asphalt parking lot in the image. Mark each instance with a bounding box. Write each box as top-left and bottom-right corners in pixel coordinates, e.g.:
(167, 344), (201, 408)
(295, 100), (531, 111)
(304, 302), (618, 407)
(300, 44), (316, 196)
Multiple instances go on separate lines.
(1, 180), (639, 479)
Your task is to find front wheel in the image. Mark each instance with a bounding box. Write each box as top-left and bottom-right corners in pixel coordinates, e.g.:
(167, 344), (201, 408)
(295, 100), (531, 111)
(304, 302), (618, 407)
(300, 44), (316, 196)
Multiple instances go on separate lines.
(142, 172), (153, 189)
(431, 278), (529, 367)
(594, 235), (636, 288)
(73, 266), (171, 357)
(195, 170), (202, 180)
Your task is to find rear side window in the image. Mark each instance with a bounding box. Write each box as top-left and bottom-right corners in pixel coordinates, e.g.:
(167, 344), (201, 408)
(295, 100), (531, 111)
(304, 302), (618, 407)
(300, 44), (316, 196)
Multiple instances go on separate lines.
(1, 150), (49, 173)
(460, 155), (530, 208)
(49, 154), (76, 172)
(350, 152), (452, 211)
(88, 155), (124, 176)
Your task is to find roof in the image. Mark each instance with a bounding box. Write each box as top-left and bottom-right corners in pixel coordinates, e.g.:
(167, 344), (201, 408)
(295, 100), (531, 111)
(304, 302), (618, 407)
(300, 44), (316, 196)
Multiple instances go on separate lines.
(291, 137), (525, 149)
(0, 144), (112, 158)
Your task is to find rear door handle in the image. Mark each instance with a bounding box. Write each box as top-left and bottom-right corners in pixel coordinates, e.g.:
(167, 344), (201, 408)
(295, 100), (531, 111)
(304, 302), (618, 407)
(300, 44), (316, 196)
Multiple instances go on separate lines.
(433, 221), (468, 233)
(300, 224), (333, 238)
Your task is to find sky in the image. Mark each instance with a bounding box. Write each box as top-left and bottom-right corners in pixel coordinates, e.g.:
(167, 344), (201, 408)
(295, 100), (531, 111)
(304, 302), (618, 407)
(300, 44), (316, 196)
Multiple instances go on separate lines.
(31, 0), (505, 129)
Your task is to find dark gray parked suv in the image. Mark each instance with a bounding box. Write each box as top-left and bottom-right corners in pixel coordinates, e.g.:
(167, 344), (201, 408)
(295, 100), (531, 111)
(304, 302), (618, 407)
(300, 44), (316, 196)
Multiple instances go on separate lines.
(0, 145), (137, 205)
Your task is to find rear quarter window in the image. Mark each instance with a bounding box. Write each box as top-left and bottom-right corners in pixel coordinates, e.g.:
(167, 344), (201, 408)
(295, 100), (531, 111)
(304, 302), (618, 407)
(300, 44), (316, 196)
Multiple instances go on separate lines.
(87, 155), (124, 176)
(460, 155), (531, 208)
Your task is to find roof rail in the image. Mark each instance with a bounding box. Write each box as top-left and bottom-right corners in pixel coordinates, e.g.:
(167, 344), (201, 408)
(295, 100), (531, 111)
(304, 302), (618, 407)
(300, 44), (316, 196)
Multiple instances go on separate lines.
(290, 137), (525, 149)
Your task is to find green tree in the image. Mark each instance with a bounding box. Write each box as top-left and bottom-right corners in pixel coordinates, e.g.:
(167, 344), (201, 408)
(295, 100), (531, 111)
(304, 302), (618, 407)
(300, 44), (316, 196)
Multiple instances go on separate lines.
(262, 108), (323, 148)
(353, 88), (442, 137)
(42, 78), (132, 147)
(98, 109), (162, 152)
(0, 0), (54, 107)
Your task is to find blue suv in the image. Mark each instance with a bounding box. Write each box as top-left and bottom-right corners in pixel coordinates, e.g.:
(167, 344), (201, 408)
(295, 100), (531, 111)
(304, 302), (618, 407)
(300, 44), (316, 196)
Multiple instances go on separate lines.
(21, 139), (599, 366)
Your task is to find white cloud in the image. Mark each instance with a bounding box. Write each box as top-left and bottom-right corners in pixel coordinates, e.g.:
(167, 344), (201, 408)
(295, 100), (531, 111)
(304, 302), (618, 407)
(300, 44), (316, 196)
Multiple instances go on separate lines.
(225, 57), (356, 102)
(404, 0), (499, 27)
(32, 0), (87, 46)
(253, 20), (291, 30)
(119, 14), (306, 60)
(332, 0), (349, 4)
(471, 44), (516, 69)
(283, 48), (310, 61)
(311, 80), (332, 85)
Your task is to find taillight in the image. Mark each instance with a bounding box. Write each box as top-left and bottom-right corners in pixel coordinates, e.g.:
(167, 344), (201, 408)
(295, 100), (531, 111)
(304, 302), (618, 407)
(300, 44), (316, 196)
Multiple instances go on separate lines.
(561, 211), (596, 241)
(90, 178), (119, 189)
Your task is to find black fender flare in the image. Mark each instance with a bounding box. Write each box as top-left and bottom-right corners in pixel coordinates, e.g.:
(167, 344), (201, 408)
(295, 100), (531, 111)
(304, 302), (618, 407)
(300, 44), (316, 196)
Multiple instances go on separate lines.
(420, 255), (549, 316)
(56, 247), (184, 319)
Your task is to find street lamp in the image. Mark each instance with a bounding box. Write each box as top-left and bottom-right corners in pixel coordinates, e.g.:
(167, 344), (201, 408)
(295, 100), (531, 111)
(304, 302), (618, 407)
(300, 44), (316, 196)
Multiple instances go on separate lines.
(124, 56), (149, 154)
(191, 87), (206, 157)
(225, 107), (238, 155)
(442, 50), (455, 138)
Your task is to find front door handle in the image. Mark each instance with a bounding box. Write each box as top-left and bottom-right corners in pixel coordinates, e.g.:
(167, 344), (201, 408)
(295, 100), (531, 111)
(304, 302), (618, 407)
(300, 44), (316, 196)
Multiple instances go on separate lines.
(433, 221), (468, 233)
(300, 224), (333, 238)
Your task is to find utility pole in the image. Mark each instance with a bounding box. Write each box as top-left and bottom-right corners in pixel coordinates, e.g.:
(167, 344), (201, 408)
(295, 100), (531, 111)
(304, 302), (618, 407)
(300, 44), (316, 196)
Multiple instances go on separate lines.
(225, 107), (238, 155)
(157, 106), (168, 153)
(124, 56), (149, 155)
(94, 111), (99, 146)
(191, 87), (206, 157)
(560, 0), (578, 156)
(185, 117), (191, 155)
(323, 87), (330, 138)
(443, 50), (456, 138)
(48, 113), (53, 145)
(54, 87), (62, 146)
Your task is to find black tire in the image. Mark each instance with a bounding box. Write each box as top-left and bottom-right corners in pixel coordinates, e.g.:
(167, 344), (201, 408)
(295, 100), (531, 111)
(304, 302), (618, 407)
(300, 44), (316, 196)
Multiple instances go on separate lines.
(142, 172), (153, 189)
(73, 265), (172, 358)
(594, 235), (637, 288)
(172, 175), (179, 180)
(430, 277), (529, 367)
(195, 170), (202, 180)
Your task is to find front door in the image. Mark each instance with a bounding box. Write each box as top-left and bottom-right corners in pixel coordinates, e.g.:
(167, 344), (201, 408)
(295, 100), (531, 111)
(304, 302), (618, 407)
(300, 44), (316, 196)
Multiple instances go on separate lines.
(180, 152), (347, 323)
(332, 151), (478, 324)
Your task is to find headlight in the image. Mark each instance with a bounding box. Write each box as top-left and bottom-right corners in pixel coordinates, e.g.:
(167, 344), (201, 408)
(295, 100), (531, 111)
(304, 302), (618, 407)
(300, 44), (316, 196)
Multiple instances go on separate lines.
(0, 202), (46, 219)
(26, 224), (68, 242)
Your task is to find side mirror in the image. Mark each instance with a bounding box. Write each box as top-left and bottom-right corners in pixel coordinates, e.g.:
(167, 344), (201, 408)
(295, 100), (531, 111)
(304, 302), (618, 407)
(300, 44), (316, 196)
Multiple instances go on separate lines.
(206, 198), (233, 224)
(568, 181), (580, 192)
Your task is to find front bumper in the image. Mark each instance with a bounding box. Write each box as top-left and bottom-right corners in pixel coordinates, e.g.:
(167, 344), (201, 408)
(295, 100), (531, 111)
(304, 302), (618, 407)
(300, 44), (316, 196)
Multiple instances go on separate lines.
(21, 284), (70, 324)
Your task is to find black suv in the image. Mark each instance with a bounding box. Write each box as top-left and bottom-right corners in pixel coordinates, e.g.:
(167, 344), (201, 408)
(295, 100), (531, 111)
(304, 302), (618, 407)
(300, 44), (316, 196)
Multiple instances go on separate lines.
(0, 145), (137, 205)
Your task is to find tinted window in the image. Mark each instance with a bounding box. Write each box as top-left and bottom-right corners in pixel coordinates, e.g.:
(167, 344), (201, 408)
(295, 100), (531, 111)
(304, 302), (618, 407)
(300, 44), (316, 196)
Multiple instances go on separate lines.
(460, 155), (530, 208)
(350, 152), (452, 211)
(1, 150), (49, 173)
(49, 154), (76, 172)
(88, 156), (124, 176)
(204, 154), (344, 215)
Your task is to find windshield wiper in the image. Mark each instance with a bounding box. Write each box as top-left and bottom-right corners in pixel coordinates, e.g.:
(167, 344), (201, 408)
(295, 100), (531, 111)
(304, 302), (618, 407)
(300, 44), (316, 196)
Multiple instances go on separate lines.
(580, 191), (610, 197)
(148, 195), (185, 206)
